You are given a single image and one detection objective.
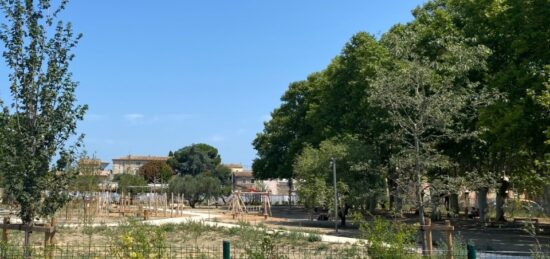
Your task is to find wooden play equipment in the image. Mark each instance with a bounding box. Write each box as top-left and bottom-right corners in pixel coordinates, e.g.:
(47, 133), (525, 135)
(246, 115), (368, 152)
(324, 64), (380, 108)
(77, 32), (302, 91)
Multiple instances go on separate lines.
(422, 218), (455, 258)
(229, 191), (247, 219)
(58, 190), (187, 224)
(228, 191), (272, 219)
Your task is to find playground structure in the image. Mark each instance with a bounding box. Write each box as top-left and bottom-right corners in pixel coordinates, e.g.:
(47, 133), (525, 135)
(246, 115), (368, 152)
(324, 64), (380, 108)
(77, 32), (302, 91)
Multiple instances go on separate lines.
(228, 191), (272, 219)
(58, 191), (188, 223)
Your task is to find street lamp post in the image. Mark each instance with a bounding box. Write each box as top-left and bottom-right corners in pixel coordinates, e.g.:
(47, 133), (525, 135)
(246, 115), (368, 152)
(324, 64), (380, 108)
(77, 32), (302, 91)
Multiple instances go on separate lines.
(331, 158), (338, 234)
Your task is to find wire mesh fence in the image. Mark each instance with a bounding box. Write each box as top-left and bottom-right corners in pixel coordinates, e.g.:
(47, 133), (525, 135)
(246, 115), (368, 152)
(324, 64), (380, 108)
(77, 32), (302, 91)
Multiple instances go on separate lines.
(0, 244), (549, 258)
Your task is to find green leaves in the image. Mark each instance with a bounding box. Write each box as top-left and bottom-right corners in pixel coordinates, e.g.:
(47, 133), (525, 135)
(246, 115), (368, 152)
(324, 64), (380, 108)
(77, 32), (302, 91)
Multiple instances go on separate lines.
(165, 143), (231, 206)
(168, 174), (221, 208)
(0, 0), (85, 224)
(138, 160), (175, 183)
(167, 143), (222, 176)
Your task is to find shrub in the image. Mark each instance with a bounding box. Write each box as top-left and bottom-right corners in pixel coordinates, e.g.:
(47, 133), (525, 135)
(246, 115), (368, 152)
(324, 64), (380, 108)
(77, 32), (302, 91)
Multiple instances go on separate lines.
(354, 213), (417, 258)
(110, 221), (166, 259)
(307, 233), (322, 242)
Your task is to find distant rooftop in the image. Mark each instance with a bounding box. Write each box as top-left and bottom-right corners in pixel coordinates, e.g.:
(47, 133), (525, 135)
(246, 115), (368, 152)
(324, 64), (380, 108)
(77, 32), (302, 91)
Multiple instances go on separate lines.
(113, 155), (168, 161)
(79, 159), (109, 170)
(224, 163), (243, 169)
(233, 170), (253, 177)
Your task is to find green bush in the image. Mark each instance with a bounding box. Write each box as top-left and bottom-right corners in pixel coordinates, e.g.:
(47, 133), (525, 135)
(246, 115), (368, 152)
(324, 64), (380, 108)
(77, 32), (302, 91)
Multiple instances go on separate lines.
(354, 213), (417, 258)
(245, 236), (289, 259)
(110, 220), (167, 259)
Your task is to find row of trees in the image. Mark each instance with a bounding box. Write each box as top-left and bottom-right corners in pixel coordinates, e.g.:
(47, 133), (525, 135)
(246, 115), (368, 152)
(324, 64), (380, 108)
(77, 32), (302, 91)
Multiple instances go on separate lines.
(253, 0), (549, 242)
(101, 143), (233, 208)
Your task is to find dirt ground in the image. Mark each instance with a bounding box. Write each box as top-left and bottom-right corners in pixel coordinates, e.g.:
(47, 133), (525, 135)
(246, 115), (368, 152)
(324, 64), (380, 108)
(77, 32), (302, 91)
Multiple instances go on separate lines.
(2, 205), (548, 253)
(200, 206), (550, 253)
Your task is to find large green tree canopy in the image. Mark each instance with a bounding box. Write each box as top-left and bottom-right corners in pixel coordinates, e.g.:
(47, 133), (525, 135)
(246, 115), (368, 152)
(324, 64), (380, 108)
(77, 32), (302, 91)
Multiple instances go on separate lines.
(168, 143), (222, 176)
(253, 0), (549, 225)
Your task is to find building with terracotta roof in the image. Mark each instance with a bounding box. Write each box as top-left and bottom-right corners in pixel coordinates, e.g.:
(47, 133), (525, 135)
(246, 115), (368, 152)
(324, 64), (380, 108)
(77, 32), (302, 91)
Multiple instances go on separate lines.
(224, 163), (291, 195)
(225, 163), (245, 173)
(112, 155), (168, 175)
(78, 159), (111, 180)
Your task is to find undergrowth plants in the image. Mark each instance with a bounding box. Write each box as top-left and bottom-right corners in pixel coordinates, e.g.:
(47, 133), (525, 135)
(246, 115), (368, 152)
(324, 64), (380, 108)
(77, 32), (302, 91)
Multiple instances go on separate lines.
(353, 213), (417, 258)
(110, 220), (167, 259)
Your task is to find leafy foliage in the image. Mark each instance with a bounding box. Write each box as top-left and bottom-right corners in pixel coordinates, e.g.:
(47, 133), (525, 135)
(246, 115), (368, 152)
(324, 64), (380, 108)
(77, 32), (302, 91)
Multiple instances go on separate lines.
(354, 213), (417, 257)
(167, 143), (222, 176)
(0, 0), (86, 238)
(110, 220), (167, 259)
(253, 0), (549, 224)
(168, 174), (221, 208)
(138, 160), (174, 183)
(115, 174), (147, 194)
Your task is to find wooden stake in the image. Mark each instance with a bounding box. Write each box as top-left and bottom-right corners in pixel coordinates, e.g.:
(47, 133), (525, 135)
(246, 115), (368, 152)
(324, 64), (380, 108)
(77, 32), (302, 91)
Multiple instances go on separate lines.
(171, 193), (174, 218)
(445, 220), (454, 259)
(2, 217), (9, 243)
(424, 218), (433, 256)
(163, 193), (167, 217)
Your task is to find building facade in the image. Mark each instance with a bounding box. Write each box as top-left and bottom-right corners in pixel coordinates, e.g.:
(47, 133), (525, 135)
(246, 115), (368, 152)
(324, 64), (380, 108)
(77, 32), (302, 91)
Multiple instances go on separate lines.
(78, 159), (111, 180)
(112, 155), (168, 175)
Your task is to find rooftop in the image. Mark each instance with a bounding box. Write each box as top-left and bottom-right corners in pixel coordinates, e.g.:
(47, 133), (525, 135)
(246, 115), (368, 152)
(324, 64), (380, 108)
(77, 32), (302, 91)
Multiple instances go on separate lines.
(224, 163), (244, 169)
(112, 155), (168, 162)
(233, 170), (253, 177)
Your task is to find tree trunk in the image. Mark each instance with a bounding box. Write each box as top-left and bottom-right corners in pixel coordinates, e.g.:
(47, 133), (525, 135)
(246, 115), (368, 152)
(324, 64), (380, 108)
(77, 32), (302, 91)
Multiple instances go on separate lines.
(339, 204), (349, 227)
(23, 222), (33, 258)
(450, 193), (460, 216)
(288, 179), (293, 208)
(495, 177), (509, 222)
(478, 187), (489, 223)
(414, 134), (428, 255)
(544, 187), (550, 215)
(430, 192), (440, 221)
(386, 177), (392, 210)
(495, 192), (505, 222)
(368, 196), (377, 214)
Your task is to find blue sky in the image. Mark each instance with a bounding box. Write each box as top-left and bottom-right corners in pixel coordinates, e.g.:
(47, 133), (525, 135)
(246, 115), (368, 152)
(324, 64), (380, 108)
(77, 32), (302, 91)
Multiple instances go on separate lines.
(0, 1), (426, 169)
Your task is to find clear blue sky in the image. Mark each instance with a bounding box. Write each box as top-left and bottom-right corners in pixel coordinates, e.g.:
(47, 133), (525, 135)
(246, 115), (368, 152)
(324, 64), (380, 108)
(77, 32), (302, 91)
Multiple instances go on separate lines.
(1, 1), (426, 169)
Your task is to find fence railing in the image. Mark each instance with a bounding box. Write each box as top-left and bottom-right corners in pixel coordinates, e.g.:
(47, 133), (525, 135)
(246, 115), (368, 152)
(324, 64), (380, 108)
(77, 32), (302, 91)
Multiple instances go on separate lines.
(0, 242), (548, 258)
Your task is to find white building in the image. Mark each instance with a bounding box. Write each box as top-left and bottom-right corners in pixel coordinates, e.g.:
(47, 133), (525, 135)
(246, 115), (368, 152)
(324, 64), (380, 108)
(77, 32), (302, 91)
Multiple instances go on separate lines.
(112, 155), (168, 175)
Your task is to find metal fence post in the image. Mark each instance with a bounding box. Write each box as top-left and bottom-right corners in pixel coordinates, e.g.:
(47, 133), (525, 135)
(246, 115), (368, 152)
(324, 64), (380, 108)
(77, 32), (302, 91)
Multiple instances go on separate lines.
(467, 243), (476, 259)
(223, 240), (230, 259)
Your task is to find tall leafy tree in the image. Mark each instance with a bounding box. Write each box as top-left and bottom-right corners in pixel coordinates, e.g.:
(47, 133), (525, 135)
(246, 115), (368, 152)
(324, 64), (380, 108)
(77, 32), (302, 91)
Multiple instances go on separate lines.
(0, 0), (86, 249)
(168, 174), (221, 208)
(167, 143), (222, 176)
(252, 79), (320, 204)
(252, 79), (318, 180)
(139, 160), (174, 183)
(295, 136), (384, 226)
(436, 0), (550, 220)
(371, 16), (491, 250)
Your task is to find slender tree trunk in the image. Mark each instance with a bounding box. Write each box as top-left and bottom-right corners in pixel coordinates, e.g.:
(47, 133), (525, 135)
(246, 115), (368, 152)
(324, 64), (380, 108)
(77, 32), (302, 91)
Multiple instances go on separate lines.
(368, 196), (377, 214)
(430, 192), (439, 221)
(23, 222), (33, 258)
(544, 187), (550, 215)
(339, 204), (349, 227)
(495, 192), (505, 221)
(496, 177), (509, 222)
(414, 134), (428, 255)
(288, 179), (293, 208)
(478, 187), (489, 223)
(386, 177), (392, 210)
(495, 189), (507, 222)
(450, 193), (460, 216)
